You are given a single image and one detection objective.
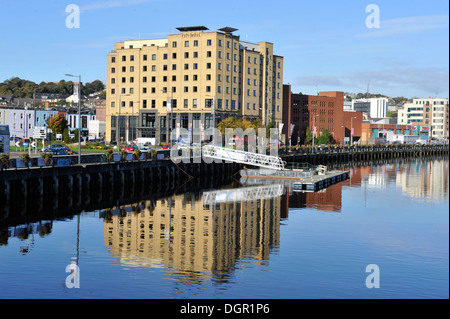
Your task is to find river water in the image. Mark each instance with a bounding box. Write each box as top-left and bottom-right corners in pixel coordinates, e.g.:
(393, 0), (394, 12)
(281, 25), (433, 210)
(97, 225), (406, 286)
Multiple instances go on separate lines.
(0, 157), (448, 299)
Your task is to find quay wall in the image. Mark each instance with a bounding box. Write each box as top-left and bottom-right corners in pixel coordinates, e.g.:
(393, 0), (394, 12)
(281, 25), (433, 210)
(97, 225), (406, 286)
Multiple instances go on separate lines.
(0, 159), (241, 227)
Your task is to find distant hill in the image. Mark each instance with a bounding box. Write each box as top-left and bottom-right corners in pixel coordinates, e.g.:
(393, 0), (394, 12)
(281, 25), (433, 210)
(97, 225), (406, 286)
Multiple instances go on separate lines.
(0, 77), (105, 99)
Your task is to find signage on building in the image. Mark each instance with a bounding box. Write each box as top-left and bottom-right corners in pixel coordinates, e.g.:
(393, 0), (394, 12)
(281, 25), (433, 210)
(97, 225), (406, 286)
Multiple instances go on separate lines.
(420, 126), (430, 132)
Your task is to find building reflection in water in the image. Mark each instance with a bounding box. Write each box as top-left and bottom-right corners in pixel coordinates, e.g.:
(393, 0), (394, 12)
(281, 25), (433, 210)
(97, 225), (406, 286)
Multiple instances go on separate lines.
(343, 157), (449, 202)
(102, 184), (283, 283)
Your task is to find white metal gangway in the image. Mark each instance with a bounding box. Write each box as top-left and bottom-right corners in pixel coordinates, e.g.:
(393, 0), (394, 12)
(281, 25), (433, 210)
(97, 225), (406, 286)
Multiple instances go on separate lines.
(202, 145), (286, 170)
(202, 184), (285, 206)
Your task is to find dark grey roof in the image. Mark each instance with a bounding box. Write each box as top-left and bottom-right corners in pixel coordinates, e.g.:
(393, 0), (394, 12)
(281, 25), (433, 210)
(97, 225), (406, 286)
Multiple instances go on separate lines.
(35, 93), (70, 100)
(176, 26), (209, 32)
(218, 27), (238, 33)
(0, 94), (14, 102)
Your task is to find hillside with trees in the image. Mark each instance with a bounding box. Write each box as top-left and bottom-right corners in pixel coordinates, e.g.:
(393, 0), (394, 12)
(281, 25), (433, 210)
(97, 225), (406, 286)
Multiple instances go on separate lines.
(0, 77), (105, 98)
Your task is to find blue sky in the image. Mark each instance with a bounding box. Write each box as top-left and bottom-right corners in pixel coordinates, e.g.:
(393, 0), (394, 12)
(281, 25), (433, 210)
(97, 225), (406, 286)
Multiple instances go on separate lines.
(0, 0), (448, 98)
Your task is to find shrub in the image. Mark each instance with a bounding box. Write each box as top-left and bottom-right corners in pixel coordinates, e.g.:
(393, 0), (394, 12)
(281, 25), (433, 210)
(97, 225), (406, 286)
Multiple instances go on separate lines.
(41, 152), (53, 165)
(0, 153), (10, 169)
(20, 153), (31, 167)
(104, 149), (114, 162)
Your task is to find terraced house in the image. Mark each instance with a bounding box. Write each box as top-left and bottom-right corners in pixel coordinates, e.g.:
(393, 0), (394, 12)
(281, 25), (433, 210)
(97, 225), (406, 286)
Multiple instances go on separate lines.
(106, 26), (284, 145)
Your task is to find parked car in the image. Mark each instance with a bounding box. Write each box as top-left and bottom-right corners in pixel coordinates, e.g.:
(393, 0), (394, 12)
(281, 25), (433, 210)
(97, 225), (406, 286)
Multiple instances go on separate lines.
(41, 144), (75, 155)
(123, 144), (139, 153)
(140, 142), (153, 152)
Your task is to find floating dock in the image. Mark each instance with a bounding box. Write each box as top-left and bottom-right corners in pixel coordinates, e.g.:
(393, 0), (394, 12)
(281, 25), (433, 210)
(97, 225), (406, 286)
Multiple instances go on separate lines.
(239, 164), (349, 192)
(292, 170), (349, 192)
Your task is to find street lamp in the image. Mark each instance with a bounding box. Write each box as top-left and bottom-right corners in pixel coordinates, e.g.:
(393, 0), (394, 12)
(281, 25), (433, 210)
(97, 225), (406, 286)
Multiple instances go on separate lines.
(351, 116), (357, 145)
(65, 74), (81, 165)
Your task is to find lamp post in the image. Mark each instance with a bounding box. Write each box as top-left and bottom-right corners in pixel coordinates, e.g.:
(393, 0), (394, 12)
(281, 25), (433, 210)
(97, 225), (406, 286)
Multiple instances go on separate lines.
(341, 125), (345, 146)
(351, 116), (357, 145)
(65, 74), (81, 165)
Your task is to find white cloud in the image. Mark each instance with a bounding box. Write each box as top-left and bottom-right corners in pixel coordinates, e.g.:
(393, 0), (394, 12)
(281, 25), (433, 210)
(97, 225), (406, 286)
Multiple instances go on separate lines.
(356, 14), (449, 38)
(292, 67), (449, 97)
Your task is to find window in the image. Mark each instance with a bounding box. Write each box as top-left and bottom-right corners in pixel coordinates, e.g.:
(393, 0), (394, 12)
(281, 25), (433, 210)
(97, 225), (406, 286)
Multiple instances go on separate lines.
(206, 62), (211, 69)
(194, 40), (198, 46)
(122, 56), (126, 62)
(184, 52), (189, 58)
(143, 55), (147, 61)
(111, 57), (116, 63)
(143, 66), (148, 72)
(130, 66), (134, 72)
(193, 99), (197, 108)
(184, 99), (188, 108)
(130, 55), (134, 61)
(207, 39), (212, 46)
(143, 100), (147, 108)
(184, 41), (189, 47)
(172, 41), (177, 48)
(172, 64), (177, 70)
(172, 53), (177, 59)
(111, 68), (115, 73)
(162, 54), (167, 60)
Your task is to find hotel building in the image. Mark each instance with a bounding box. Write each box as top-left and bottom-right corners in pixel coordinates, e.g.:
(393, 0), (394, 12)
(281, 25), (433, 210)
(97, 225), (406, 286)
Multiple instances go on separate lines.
(106, 26), (284, 145)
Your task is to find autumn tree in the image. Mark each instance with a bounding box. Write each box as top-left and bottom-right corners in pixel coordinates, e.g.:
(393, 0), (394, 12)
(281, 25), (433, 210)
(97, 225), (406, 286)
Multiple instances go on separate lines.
(46, 115), (68, 136)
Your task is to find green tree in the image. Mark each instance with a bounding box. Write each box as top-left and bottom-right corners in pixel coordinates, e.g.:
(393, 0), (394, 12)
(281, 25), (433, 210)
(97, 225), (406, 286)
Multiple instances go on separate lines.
(316, 129), (334, 145)
(46, 115), (68, 135)
(63, 128), (70, 143)
(305, 127), (312, 145)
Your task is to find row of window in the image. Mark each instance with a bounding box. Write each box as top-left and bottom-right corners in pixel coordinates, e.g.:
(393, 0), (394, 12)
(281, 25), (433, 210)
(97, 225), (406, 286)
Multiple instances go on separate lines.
(112, 98), (281, 112)
(112, 51), (282, 69)
(112, 63), (281, 76)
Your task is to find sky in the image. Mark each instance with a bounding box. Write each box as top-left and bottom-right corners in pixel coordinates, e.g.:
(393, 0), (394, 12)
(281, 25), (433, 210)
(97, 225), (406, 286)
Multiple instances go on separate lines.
(0, 0), (448, 98)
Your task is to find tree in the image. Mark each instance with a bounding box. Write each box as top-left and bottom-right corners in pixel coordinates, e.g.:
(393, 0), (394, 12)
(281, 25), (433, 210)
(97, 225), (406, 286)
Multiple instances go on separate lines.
(63, 128), (70, 143)
(46, 115), (68, 136)
(316, 129), (334, 145)
(305, 127), (312, 145)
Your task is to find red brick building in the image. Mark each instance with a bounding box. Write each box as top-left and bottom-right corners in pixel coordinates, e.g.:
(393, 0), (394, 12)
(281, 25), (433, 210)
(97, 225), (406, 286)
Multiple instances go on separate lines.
(283, 85), (348, 145)
(343, 111), (363, 144)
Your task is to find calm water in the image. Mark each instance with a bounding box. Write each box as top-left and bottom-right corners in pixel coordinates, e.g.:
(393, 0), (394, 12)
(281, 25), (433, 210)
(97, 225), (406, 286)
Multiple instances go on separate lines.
(0, 157), (448, 299)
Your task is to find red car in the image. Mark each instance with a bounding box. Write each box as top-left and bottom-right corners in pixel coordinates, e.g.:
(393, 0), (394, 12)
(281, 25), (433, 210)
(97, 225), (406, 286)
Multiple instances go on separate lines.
(122, 144), (139, 153)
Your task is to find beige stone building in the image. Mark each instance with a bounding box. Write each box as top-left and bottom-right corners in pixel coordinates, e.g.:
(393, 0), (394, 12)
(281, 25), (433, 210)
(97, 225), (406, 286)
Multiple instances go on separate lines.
(106, 26), (284, 145)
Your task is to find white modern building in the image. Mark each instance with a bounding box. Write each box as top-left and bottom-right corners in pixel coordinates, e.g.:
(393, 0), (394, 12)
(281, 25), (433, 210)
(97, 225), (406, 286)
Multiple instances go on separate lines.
(397, 97), (449, 140)
(352, 98), (388, 119)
